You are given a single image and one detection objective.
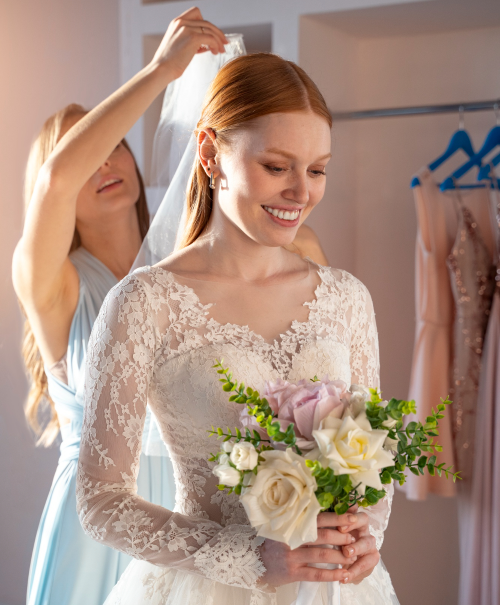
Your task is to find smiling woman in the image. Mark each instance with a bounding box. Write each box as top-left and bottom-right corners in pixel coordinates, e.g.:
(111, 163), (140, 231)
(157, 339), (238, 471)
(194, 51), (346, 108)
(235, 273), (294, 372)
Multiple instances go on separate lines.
(75, 23), (397, 604)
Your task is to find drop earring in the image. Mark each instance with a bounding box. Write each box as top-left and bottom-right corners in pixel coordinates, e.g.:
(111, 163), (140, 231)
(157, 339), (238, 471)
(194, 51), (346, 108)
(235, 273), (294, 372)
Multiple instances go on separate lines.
(209, 170), (215, 190)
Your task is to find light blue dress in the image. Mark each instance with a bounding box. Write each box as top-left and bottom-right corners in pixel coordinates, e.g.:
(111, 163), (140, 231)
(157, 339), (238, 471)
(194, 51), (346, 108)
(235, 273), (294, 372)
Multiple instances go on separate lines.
(27, 247), (175, 605)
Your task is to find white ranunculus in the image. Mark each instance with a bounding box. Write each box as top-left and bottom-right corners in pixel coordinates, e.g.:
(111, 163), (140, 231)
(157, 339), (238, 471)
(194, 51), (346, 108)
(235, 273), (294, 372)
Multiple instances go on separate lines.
(382, 417), (398, 430)
(377, 400), (398, 429)
(311, 411), (394, 495)
(213, 459), (241, 487)
(240, 448), (321, 550)
(222, 441), (234, 453)
(349, 385), (371, 417)
(230, 441), (259, 471)
(384, 436), (399, 452)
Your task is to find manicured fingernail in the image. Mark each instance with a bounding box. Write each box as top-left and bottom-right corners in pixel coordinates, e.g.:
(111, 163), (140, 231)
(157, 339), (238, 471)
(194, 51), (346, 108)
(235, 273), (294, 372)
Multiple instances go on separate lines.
(348, 515), (357, 523)
(347, 547), (354, 555)
(343, 574), (349, 583)
(351, 536), (356, 543)
(339, 526), (349, 532)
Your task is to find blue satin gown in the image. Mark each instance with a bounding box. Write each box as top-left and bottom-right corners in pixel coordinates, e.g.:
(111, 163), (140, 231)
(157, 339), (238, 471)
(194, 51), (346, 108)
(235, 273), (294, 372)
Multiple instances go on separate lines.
(27, 247), (175, 605)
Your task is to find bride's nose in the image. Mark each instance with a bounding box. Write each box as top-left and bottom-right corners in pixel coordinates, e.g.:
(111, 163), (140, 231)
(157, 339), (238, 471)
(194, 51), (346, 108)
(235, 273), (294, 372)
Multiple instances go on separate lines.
(283, 172), (309, 205)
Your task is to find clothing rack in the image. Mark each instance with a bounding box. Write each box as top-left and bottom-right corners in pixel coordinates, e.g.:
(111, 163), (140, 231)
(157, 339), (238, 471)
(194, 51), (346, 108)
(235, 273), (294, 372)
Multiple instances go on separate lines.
(330, 99), (500, 121)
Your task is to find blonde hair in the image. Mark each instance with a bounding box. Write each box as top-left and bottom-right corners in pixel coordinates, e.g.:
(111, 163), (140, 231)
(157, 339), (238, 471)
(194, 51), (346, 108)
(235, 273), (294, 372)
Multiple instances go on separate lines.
(180, 53), (332, 248)
(21, 103), (149, 446)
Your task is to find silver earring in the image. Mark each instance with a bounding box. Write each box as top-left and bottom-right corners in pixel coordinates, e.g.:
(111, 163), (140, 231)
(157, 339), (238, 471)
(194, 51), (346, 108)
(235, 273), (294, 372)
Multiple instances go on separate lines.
(209, 171), (215, 189)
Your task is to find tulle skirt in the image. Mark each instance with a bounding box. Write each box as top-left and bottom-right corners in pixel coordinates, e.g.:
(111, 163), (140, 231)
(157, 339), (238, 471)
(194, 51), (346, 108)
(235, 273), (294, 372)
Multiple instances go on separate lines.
(104, 558), (399, 605)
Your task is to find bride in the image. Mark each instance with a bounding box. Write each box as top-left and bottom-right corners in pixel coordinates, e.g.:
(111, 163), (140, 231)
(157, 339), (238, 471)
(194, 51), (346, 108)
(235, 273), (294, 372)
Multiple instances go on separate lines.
(76, 8), (398, 604)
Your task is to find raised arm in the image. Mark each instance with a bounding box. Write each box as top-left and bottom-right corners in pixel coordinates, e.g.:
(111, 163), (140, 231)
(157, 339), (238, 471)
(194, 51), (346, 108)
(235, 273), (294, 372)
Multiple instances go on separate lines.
(76, 272), (267, 590)
(13, 8), (227, 361)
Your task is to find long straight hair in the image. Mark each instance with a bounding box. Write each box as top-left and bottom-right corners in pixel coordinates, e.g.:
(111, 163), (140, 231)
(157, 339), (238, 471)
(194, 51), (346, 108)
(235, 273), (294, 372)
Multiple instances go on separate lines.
(21, 104), (149, 446)
(179, 53), (332, 249)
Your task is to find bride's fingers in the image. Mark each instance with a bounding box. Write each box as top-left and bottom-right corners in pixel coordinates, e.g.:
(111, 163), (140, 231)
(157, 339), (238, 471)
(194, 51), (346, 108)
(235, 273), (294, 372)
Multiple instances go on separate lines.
(306, 528), (355, 547)
(343, 550), (380, 584)
(338, 511), (369, 534)
(293, 546), (356, 567)
(342, 534), (376, 559)
(317, 511), (358, 528)
(297, 566), (351, 584)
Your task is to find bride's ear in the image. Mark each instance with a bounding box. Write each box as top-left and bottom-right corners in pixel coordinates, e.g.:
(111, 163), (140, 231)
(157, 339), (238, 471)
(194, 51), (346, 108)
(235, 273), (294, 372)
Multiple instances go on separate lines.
(197, 128), (221, 179)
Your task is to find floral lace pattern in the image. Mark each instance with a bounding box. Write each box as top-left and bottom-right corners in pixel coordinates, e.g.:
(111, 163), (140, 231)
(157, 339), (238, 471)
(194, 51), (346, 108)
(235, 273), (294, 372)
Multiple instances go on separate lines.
(77, 262), (390, 598)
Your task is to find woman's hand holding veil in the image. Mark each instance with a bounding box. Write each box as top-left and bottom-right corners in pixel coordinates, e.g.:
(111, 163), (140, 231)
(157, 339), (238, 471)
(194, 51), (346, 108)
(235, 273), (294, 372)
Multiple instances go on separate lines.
(151, 7), (229, 81)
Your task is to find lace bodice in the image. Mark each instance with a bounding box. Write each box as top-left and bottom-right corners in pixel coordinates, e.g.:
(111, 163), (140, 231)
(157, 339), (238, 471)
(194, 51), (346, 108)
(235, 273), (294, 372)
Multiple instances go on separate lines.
(77, 262), (388, 593)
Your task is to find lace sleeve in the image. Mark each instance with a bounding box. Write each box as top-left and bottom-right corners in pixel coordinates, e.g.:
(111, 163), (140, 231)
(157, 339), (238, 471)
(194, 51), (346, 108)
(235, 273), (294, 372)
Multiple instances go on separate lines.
(76, 273), (267, 590)
(364, 482), (394, 550)
(349, 278), (380, 389)
(347, 277), (392, 547)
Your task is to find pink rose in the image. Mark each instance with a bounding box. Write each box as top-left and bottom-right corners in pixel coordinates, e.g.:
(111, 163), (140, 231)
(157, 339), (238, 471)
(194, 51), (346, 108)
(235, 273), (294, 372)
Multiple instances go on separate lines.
(240, 377), (349, 451)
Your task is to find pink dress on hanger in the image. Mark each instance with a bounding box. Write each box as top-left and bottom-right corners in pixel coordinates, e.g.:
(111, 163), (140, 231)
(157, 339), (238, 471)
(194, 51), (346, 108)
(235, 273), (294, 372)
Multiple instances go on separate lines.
(404, 168), (456, 500)
(459, 184), (500, 605)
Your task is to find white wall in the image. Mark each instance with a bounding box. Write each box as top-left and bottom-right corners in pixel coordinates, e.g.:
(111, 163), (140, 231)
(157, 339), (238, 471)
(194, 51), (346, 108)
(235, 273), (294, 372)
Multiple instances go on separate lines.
(301, 17), (500, 605)
(0, 2), (119, 603)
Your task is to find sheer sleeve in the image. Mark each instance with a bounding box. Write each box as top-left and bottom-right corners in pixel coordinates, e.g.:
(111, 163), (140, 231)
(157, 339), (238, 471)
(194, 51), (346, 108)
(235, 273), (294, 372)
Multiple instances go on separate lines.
(347, 277), (391, 549)
(76, 273), (267, 591)
(349, 279), (380, 389)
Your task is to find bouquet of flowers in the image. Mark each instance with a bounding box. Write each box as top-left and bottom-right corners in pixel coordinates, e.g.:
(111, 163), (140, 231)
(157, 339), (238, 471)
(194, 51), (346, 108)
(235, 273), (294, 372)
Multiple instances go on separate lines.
(208, 360), (460, 603)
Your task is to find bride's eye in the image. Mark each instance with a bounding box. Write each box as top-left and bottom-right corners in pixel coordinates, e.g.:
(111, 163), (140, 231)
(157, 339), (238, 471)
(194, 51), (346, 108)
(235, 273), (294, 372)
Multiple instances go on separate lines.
(310, 169), (326, 176)
(264, 165), (287, 174)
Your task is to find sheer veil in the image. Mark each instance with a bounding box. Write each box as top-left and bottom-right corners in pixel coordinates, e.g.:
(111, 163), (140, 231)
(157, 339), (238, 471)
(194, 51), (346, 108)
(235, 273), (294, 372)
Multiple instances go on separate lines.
(134, 34), (246, 457)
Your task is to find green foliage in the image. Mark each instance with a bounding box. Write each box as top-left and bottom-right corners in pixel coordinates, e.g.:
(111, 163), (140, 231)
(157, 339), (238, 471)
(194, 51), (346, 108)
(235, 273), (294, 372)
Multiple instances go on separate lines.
(209, 362), (461, 514)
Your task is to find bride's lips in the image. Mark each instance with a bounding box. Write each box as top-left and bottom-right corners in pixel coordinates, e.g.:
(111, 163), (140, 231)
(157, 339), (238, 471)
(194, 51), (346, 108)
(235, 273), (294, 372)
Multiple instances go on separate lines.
(262, 205), (302, 227)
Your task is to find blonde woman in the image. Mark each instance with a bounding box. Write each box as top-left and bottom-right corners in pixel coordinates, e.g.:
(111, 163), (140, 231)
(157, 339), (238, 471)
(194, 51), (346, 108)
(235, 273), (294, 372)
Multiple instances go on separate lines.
(13, 107), (175, 604)
(74, 8), (396, 605)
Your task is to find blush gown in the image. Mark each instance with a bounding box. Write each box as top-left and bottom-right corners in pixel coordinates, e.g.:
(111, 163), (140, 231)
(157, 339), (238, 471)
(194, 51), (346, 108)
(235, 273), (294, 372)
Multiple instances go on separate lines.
(404, 168), (457, 500)
(27, 247), (176, 605)
(459, 184), (500, 605)
(445, 194), (495, 605)
(76, 260), (399, 605)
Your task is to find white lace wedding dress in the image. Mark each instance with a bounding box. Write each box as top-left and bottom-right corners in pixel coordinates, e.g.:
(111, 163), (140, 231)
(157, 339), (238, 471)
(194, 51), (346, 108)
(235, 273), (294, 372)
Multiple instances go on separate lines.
(76, 260), (399, 605)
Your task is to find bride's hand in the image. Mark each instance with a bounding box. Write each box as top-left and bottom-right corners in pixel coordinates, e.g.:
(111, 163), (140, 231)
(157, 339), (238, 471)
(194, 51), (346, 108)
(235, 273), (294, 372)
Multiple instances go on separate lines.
(338, 510), (380, 584)
(259, 512), (359, 588)
(150, 7), (228, 81)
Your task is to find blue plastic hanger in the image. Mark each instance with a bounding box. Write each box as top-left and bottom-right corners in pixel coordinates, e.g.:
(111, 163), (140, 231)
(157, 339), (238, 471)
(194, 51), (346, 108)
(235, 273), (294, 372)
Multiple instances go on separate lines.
(411, 107), (475, 188)
(477, 152), (500, 180)
(441, 105), (500, 191)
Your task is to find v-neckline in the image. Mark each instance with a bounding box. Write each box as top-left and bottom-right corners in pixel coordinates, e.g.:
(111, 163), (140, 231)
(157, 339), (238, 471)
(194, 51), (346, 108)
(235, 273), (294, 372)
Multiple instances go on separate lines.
(149, 261), (326, 348)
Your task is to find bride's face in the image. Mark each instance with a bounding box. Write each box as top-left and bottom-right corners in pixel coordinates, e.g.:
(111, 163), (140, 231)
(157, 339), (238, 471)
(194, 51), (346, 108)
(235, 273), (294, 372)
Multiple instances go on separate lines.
(215, 110), (331, 248)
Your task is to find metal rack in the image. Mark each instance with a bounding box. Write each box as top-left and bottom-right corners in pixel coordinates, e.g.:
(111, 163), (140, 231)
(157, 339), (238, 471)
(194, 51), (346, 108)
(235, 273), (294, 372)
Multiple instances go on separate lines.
(330, 99), (500, 121)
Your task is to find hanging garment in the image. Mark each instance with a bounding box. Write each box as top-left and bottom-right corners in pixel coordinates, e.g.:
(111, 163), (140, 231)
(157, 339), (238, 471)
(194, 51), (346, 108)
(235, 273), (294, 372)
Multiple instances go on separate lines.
(447, 198), (495, 485)
(459, 184), (500, 605)
(76, 261), (399, 604)
(27, 247), (176, 605)
(404, 168), (456, 500)
(446, 190), (495, 604)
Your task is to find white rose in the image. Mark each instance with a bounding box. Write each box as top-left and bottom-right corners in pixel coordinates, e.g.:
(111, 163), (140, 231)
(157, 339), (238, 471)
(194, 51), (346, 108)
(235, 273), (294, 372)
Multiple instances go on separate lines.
(240, 448), (321, 550)
(311, 411), (394, 495)
(230, 441), (259, 471)
(213, 460), (241, 487)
